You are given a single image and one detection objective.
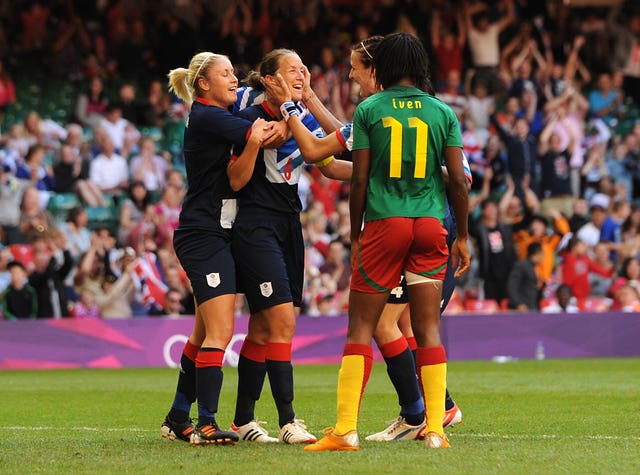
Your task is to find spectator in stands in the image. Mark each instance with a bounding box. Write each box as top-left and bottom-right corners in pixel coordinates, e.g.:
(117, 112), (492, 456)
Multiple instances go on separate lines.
(0, 164), (31, 244)
(53, 144), (105, 207)
(497, 174), (540, 228)
(118, 180), (150, 247)
(431, 8), (465, 87)
(589, 242), (616, 297)
(23, 111), (67, 150)
(97, 102), (140, 155)
(318, 239), (350, 299)
(606, 142), (634, 203)
(305, 208), (331, 259)
(19, 1), (49, 53)
(470, 199), (517, 304)
(28, 230), (74, 318)
(561, 235), (614, 308)
(0, 247), (11, 293)
(466, 81), (493, 131)
(16, 144), (55, 197)
(72, 287), (100, 318)
(609, 256), (640, 301)
(507, 241), (543, 311)
(18, 186), (54, 243)
(139, 79), (170, 127)
(568, 197), (590, 233)
(513, 211), (570, 286)
(1, 261), (37, 320)
(153, 185), (181, 235)
(116, 19), (155, 83)
(463, 0), (515, 95)
(0, 59), (16, 125)
(89, 135), (129, 197)
(538, 113), (575, 218)
(490, 113), (538, 207)
(116, 83), (140, 125)
(95, 262), (135, 319)
(619, 13), (640, 107)
(541, 284), (579, 314)
(5, 123), (30, 162)
(600, 200), (632, 263)
(436, 69), (467, 119)
(149, 287), (185, 317)
(621, 203), (640, 249)
(577, 193), (610, 248)
(129, 137), (169, 193)
(612, 282), (640, 312)
(589, 71), (623, 127)
(74, 75), (108, 129)
(49, 14), (91, 80)
(59, 207), (91, 263)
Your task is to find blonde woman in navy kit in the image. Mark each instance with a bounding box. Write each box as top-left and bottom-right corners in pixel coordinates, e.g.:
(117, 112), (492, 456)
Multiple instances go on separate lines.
(161, 51), (277, 446)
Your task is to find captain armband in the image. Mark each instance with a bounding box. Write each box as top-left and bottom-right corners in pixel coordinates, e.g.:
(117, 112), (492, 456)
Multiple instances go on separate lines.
(315, 156), (335, 168)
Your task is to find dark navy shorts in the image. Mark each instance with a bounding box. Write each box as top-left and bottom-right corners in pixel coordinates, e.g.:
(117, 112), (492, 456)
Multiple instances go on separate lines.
(386, 205), (458, 314)
(173, 229), (236, 306)
(232, 212), (304, 314)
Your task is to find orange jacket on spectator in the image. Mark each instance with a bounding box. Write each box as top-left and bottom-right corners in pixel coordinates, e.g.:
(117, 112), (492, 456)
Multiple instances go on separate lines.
(513, 214), (570, 283)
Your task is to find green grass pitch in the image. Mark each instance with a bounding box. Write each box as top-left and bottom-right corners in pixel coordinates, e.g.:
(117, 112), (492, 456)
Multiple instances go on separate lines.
(1, 358), (639, 474)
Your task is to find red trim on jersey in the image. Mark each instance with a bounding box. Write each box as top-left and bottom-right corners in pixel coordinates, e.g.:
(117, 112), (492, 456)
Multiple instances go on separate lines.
(379, 337), (409, 359)
(260, 102), (278, 119)
(406, 336), (418, 351)
(266, 342), (291, 362)
(245, 127), (253, 141)
(230, 155), (239, 162)
(343, 343), (373, 358)
(335, 127), (348, 149)
(240, 339), (267, 363)
(183, 340), (200, 362)
(416, 346), (447, 366)
(195, 349), (224, 368)
(195, 97), (212, 106)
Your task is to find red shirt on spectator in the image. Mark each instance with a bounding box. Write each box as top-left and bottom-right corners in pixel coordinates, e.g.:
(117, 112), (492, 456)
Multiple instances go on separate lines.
(561, 253), (614, 306)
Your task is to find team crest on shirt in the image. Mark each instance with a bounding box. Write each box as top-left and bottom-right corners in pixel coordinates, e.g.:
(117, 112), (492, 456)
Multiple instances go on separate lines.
(260, 282), (273, 297)
(206, 272), (221, 288)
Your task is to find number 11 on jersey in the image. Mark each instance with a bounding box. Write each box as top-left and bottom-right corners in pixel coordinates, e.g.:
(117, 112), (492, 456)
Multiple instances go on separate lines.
(382, 116), (429, 179)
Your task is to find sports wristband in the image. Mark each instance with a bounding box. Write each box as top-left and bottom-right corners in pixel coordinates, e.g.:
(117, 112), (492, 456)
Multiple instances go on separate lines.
(316, 156), (335, 168)
(280, 101), (299, 122)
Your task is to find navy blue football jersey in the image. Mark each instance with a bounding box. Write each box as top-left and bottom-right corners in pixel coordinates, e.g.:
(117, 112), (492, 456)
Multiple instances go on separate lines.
(177, 99), (251, 234)
(235, 102), (324, 215)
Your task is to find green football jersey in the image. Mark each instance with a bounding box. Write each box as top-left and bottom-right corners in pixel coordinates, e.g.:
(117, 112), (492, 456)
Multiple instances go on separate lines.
(352, 85), (462, 222)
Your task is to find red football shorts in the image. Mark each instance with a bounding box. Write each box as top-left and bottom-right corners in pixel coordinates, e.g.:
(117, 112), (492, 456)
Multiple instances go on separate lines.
(350, 217), (449, 293)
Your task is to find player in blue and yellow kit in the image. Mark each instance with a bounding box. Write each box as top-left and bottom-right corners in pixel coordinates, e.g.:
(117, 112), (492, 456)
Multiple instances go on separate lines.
(161, 52), (277, 446)
(229, 48), (351, 445)
(305, 33), (470, 451)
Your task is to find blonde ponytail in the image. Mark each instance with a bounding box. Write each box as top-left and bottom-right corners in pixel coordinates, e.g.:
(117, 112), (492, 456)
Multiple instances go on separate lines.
(168, 67), (192, 103)
(167, 52), (227, 103)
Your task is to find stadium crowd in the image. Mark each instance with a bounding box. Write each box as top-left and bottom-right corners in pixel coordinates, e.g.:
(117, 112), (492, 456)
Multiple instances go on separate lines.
(1, 0), (640, 319)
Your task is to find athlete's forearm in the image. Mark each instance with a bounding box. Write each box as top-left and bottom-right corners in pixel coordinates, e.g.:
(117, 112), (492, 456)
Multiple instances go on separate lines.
(227, 137), (261, 191)
(303, 91), (344, 132)
(288, 114), (345, 162)
(318, 158), (352, 181)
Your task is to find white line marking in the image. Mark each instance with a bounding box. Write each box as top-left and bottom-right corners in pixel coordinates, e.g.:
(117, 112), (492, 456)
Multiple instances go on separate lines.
(450, 433), (640, 441)
(1, 427), (639, 441)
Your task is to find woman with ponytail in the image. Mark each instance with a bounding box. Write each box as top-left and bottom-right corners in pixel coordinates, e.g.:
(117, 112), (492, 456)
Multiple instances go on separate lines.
(161, 51), (276, 446)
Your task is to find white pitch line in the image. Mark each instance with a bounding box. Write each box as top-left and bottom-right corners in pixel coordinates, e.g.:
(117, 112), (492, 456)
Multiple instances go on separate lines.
(1, 427), (639, 441)
(450, 433), (640, 442)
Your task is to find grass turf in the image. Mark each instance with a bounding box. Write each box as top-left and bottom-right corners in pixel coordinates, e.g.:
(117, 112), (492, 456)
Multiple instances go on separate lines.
(1, 358), (639, 474)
